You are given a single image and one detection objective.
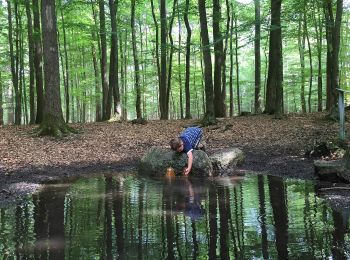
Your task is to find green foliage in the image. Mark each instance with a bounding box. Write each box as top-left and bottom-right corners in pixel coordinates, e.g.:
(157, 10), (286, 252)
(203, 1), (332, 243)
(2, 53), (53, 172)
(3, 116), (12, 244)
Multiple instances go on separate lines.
(0, 0), (349, 124)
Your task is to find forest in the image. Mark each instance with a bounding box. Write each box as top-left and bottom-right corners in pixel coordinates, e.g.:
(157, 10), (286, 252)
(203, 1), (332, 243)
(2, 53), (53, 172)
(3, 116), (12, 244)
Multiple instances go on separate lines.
(0, 0), (349, 134)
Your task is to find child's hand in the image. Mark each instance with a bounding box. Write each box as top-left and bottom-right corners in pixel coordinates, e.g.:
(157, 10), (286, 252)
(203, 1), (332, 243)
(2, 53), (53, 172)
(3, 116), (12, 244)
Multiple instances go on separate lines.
(183, 167), (190, 176)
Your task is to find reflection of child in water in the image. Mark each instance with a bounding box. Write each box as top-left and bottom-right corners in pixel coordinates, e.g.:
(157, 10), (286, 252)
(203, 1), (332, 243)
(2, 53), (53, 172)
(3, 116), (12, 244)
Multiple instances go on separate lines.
(184, 178), (204, 220)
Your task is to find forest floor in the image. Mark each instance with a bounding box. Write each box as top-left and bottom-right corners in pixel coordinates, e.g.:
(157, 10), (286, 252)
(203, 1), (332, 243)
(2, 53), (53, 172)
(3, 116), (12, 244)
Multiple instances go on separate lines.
(0, 112), (345, 206)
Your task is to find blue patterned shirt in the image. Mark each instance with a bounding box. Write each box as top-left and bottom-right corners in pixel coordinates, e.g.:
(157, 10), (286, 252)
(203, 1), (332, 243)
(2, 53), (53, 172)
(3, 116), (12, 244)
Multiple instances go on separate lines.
(179, 127), (203, 154)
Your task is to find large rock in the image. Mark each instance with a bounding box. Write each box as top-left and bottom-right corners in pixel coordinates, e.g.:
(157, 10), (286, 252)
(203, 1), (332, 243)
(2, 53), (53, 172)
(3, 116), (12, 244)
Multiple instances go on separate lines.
(210, 148), (245, 170)
(138, 146), (244, 177)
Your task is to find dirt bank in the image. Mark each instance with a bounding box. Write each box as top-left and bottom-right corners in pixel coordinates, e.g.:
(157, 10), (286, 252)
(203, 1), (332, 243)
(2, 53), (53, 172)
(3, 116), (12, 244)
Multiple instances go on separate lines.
(0, 112), (343, 206)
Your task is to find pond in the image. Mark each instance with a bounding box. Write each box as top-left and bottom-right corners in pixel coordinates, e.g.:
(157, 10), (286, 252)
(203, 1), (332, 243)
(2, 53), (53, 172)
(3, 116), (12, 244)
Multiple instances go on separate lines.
(0, 171), (349, 259)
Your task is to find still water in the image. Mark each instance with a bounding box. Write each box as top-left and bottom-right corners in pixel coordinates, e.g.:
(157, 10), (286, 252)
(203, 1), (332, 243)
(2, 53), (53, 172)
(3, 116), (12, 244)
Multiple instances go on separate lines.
(0, 172), (349, 259)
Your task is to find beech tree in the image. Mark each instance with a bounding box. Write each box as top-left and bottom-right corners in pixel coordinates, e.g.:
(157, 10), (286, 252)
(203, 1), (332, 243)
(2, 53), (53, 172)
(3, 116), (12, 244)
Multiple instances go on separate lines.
(198, 0), (216, 125)
(38, 0), (70, 136)
(265, 0), (283, 118)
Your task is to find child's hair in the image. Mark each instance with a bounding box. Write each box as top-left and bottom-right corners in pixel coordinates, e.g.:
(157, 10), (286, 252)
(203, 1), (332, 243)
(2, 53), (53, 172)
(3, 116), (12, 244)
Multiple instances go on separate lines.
(170, 138), (182, 151)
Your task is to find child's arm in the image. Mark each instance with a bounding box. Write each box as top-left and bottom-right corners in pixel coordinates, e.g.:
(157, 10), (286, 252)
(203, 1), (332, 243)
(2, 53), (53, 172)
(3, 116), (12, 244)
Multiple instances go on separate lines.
(184, 151), (193, 176)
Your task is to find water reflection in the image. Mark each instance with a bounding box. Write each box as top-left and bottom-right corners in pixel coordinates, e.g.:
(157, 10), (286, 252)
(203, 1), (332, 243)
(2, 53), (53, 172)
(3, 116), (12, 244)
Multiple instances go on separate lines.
(0, 173), (350, 259)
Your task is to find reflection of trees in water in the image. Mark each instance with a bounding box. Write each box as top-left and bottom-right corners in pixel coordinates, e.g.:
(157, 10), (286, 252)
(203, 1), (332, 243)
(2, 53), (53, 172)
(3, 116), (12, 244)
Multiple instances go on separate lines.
(3, 175), (350, 259)
(332, 208), (350, 259)
(258, 175), (269, 259)
(268, 175), (288, 259)
(33, 184), (67, 259)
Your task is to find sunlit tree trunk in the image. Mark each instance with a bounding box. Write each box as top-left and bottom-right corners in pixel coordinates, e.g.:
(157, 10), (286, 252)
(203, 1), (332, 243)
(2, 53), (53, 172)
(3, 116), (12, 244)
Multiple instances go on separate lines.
(178, 1), (184, 119)
(298, 13), (306, 113)
(213, 0), (224, 117)
(25, 0), (35, 124)
(151, 0), (161, 116)
(254, 0), (262, 114)
(233, 10), (241, 115)
(39, 0), (69, 136)
(7, 0), (21, 125)
(59, 0), (70, 122)
(108, 0), (121, 119)
(33, 0), (44, 124)
(314, 4), (323, 112)
(265, 0), (283, 118)
(229, 3), (234, 117)
(99, 0), (109, 120)
(131, 0), (142, 119)
(167, 0), (177, 119)
(184, 0), (192, 119)
(91, 1), (102, 121)
(198, 0), (216, 125)
(304, 2), (313, 113)
(221, 0), (230, 117)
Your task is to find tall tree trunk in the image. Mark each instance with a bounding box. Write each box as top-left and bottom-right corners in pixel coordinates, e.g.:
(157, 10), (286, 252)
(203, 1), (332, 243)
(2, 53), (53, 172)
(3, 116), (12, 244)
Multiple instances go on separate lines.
(99, 0), (109, 120)
(314, 4), (323, 112)
(177, 1), (184, 119)
(33, 0), (44, 124)
(150, 0), (161, 112)
(213, 0), (224, 117)
(198, 0), (216, 125)
(234, 10), (241, 115)
(159, 0), (168, 120)
(167, 0), (177, 119)
(7, 0), (21, 125)
(325, 0), (343, 119)
(254, 0), (262, 114)
(39, 0), (69, 136)
(131, 0), (142, 119)
(108, 0), (121, 119)
(265, 0), (283, 118)
(304, 2), (313, 113)
(25, 0), (35, 124)
(298, 13), (306, 113)
(90, 0), (102, 121)
(229, 3), (234, 117)
(220, 0), (230, 118)
(184, 0), (192, 119)
(59, 0), (70, 122)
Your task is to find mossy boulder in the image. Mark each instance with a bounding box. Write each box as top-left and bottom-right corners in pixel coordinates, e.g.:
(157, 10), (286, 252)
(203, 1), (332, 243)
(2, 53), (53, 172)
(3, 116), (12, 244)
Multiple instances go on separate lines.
(138, 146), (245, 177)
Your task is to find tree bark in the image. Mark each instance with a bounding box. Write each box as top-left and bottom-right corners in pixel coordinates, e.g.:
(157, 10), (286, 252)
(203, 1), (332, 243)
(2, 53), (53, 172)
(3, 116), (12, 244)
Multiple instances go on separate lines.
(59, 0), (70, 122)
(229, 3), (234, 117)
(198, 0), (216, 125)
(167, 0), (177, 119)
(298, 13), (306, 113)
(131, 0), (142, 119)
(159, 0), (168, 119)
(184, 0), (192, 119)
(7, 0), (21, 125)
(39, 0), (69, 136)
(254, 0), (262, 114)
(265, 0), (283, 118)
(25, 0), (35, 124)
(99, 0), (109, 120)
(213, 0), (224, 117)
(33, 0), (44, 124)
(108, 0), (121, 119)
(314, 4), (323, 112)
(324, 0), (343, 119)
(234, 10), (241, 115)
(150, 0), (161, 113)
